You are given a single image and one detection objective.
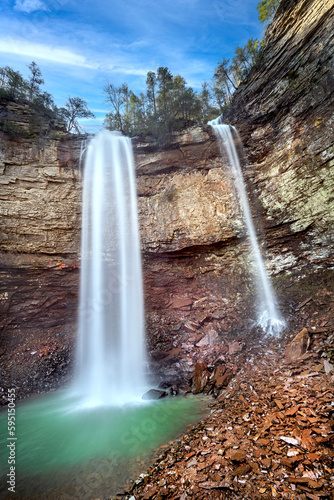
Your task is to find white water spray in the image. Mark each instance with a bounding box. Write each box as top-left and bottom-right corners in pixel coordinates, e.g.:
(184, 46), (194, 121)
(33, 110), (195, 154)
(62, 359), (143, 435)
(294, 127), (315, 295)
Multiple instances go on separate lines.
(74, 130), (147, 406)
(209, 117), (284, 335)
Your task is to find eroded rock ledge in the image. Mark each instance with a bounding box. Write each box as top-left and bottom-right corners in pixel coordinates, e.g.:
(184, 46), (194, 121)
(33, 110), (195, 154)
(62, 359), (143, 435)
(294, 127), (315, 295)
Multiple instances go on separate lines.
(0, 0), (334, 401)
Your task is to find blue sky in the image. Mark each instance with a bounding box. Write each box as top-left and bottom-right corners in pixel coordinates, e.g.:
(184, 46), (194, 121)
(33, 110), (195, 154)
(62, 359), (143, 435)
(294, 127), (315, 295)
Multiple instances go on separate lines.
(0, 0), (263, 132)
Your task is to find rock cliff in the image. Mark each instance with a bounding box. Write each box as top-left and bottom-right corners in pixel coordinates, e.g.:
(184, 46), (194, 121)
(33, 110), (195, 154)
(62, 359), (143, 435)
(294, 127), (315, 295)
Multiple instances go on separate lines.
(0, 0), (333, 400)
(0, 126), (82, 399)
(226, 0), (334, 275)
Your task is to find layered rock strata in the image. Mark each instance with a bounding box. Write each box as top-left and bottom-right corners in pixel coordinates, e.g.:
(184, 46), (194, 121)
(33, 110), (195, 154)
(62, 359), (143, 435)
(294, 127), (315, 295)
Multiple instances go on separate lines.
(226, 0), (334, 275)
(0, 0), (333, 399)
(0, 127), (82, 400)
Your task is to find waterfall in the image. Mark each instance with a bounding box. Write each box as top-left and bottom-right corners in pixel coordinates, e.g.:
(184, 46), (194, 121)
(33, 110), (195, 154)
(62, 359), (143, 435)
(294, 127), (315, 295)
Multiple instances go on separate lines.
(78, 137), (88, 180)
(209, 118), (285, 336)
(74, 130), (147, 406)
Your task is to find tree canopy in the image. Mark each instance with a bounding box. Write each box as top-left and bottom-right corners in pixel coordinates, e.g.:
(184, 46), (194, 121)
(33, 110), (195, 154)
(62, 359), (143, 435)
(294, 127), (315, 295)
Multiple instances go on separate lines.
(61, 96), (95, 133)
(0, 0), (278, 141)
(0, 62), (94, 137)
(103, 36), (261, 142)
(103, 67), (207, 142)
(257, 0), (280, 23)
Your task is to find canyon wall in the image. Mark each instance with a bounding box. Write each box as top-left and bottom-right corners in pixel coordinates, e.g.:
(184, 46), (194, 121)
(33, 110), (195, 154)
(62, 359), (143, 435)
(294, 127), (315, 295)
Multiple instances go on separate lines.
(226, 0), (334, 276)
(0, 117), (82, 399)
(0, 0), (333, 399)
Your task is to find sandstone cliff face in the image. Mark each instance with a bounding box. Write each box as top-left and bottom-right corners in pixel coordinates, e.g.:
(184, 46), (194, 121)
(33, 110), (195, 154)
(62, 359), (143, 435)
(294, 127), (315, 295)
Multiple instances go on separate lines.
(0, 0), (333, 399)
(227, 0), (334, 275)
(0, 127), (82, 400)
(0, 130), (82, 257)
(136, 129), (244, 252)
(134, 130), (257, 384)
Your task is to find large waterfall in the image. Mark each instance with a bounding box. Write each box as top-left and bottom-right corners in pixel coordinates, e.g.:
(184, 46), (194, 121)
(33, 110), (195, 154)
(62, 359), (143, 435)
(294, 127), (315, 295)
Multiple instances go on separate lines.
(75, 130), (147, 406)
(209, 118), (284, 336)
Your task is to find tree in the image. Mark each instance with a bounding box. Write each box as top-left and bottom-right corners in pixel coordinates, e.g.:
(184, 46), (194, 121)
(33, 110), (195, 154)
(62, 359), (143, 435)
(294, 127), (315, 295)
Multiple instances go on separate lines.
(156, 67), (173, 114)
(152, 67), (174, 135)
(124, 91), (147, 136)
(215, 59), (237, 91)
(146, 71), (157, 115)
(170, 77), (201, 127)
(231, 39), (260, 84)
(211, 58), (236, 112)
(257, 0), (280, 23)
(199, 82), (217, 123)
(61, 97), (95, 133)
(0, 66), (27, 100)
(104, 67), (206, 141)
(27, 61), (44, 101)
(103, 82), (129, 133)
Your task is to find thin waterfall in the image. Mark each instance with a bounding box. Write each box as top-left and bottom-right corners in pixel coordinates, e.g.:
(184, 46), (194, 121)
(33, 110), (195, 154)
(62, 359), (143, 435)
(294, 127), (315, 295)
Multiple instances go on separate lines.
(74, 130), (147, 406)
(78, 137), (88, 180)
(209, 117), (285, 335)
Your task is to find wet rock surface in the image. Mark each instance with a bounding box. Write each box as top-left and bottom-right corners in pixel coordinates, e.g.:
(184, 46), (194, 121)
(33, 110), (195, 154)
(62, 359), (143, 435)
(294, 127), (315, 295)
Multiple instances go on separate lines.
(142, 389), (168, 400)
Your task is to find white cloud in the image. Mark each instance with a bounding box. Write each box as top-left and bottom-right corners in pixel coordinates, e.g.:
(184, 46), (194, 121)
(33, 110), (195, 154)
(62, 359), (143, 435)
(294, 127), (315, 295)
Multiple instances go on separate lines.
(106, 65), (148, 76)
(14, 0), (47, 14)
(0, 37), (149, 77)
(0, 37), (99, 68)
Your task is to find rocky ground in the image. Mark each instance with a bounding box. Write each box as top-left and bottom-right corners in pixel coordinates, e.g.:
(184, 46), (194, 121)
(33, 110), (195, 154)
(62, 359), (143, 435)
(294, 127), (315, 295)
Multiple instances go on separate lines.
(116, 291), (334, 500)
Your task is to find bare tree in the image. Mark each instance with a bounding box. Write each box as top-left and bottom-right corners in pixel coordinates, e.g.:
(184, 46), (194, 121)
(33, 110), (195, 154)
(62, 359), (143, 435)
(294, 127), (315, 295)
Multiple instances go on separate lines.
(103, 82), (129, 133)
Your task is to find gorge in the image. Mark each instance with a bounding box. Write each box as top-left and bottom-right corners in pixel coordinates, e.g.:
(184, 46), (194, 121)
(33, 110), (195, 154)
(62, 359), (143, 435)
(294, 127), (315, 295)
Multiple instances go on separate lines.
(0, 0), (333, 497)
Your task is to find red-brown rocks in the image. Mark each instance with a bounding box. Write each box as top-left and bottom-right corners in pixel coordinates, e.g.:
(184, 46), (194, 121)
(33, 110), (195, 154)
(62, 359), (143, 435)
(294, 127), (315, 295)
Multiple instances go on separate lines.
(191, 363), (210, 394)
(285, 328), (310, 363)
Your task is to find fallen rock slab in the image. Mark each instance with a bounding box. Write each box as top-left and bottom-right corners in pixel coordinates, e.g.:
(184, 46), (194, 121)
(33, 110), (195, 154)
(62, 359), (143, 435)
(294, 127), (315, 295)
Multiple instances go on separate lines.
(284, 328), (310, 363)
(142, 389), (167, 400)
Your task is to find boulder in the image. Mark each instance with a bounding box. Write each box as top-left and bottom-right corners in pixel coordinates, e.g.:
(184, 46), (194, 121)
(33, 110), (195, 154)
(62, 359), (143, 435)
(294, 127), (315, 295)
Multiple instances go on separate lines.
(142, 389), (167, 400)
(209, 364), (226, 386)
(215, 370), (233, 389)
(191, 363), (209, 394)
(284, 328), (310, 363)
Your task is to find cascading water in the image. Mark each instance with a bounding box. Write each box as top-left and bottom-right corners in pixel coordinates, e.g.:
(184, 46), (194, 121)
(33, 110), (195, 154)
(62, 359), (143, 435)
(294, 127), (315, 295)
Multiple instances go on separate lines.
(78, 136), (88, 179)
(0, 130), (214, 499)
(74, 130), (147, 406)
(209, 117), (285, 335)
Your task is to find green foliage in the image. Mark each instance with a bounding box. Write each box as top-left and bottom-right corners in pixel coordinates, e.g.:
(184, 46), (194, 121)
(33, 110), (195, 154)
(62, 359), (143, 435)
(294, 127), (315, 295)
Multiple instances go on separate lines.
(0, 62), (94, 138)
(102, 3), (269, 138)
(257, 0), (280, 22)
(0, 62), (64, 138)
(209, 38), (261, 115)
(104, 34), (262, 141)
(231, 38), (261, 83)
(0, 66), (27, 100)
(27, 61), (45, 101)
(104, 67), (204, 143)
(0, 119), (29, 138)
(103, 82), (130, 134)
(146, 71), (157, 114)
(211, 58), (235, 113)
